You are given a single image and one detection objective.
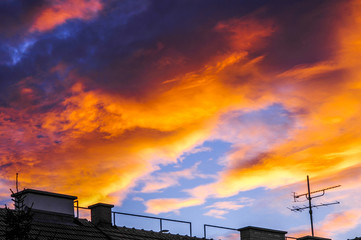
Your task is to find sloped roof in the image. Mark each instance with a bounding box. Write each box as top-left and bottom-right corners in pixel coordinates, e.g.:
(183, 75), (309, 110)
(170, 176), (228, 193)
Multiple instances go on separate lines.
(0, 208), (207, 240)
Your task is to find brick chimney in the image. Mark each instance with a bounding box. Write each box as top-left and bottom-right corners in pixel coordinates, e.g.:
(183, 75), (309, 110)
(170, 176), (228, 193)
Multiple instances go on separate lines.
(88, 203), (114, 227)
(238, 226), (287, 240)
(297, 236), (331, 240)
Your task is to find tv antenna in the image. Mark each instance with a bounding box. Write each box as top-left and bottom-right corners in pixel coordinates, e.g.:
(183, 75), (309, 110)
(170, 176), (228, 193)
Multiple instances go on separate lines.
(289, 175), (340, 237)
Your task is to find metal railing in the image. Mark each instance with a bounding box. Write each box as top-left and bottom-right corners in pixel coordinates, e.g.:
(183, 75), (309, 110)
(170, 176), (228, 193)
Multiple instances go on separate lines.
(73, 200), (90, 218)
(112, 211), (192, 236)
(73, 201), (295, 240)
(204, 224), (239, 239)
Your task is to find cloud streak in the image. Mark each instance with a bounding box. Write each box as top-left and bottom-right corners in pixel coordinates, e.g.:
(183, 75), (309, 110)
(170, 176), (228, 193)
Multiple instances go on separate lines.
(203, 198), (253, 219)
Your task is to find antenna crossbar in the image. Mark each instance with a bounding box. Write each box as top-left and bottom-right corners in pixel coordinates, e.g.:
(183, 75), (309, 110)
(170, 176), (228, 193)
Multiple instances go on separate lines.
(289, 201), (340, 212)
(294, 185), (341, 199)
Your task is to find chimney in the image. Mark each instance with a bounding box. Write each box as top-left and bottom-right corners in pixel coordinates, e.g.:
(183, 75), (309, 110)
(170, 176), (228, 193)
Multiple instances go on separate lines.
(238, 226), (287, 240)
(88, 203), (114, 227)
(297, 237), (331, 240)
(12, 189), (77, 224)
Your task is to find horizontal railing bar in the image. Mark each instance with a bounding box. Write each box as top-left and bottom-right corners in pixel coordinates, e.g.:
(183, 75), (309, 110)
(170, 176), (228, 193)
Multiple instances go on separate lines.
(112, 211), (191, 224)
(112, 211), (192, 236)
(77, 206), (89, 210)
(204, 224), (238, 231)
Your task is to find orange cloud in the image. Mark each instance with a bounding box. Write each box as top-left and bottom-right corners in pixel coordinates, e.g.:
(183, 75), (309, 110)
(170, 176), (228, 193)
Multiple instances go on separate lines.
(0, 15), (275, 206)
(145, 198), (205, 215)
(142, 1), (361, 219)
(206, 0), (361, 198)
(29, 0), (102, 33)
(320, 210), (361, 236)
(289, 209), (361, 239)
(214, 17), (275, 51)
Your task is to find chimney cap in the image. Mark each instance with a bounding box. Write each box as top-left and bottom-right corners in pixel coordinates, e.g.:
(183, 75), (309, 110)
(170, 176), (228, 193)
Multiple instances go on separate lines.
(11, 188), (77, 200)
(88, 203), (114, 209)
(237, 226), (287, 234)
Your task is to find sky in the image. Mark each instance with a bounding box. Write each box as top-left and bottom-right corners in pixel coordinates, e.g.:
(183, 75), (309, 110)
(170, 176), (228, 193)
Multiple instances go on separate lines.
(0, 0), (361, 239)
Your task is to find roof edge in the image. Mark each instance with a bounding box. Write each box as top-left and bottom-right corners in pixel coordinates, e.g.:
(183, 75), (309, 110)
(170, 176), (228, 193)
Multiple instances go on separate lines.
(237, 226), (287, 234)
(11, 188), (77, 200)
(88, 203), (114, 209)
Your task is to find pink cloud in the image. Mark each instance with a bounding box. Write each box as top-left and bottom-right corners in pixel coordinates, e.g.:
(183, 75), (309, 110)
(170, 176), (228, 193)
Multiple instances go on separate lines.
(204, 209), (228, 219)
(319, 209), (361, 237)
(203, 198), (253, 219)
(205, 198), (253, 210)
(289, 209), (361, 239)
(145, 198), (205, 215)
(30, 0), (102, 33)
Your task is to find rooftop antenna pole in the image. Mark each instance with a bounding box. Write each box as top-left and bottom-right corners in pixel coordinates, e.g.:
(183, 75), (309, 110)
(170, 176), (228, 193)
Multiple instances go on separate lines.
(289, 175), (341, 237)
(306, 175), (314, 236)
(16, 173), (19, 193)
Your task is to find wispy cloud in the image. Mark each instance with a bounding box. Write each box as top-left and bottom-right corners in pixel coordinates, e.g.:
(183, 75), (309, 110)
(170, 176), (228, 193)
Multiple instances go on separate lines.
(320, 210), (361, 237)
(204, 209), (228, 219)
(203, 198), (254, 219)
(177, 146), (212, 162)
(145, 198), (205, 215)
(205, 198), (253, 210)
(132, 197), (144, 202)
(140, 162), (213, 193)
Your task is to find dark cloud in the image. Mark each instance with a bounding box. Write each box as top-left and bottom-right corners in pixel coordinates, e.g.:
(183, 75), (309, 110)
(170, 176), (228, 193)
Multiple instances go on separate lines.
(0, 0), (345, 105)
(0, 0), (47, 39)
(58, 0), (268, 97)
(257, 0), (344, 72)
(1, 0), (269, 101)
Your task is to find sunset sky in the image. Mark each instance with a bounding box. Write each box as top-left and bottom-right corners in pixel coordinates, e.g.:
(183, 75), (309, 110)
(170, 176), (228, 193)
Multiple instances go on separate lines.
(1, 0), (361, 239)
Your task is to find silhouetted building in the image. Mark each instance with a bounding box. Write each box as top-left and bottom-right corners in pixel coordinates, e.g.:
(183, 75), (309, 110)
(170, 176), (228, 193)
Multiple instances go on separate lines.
(0, 189), (332, 240)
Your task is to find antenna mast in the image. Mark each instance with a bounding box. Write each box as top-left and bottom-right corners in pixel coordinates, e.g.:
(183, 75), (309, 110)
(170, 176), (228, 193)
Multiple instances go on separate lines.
(16, 173), (19, 192)
(289, 175), (340, 236)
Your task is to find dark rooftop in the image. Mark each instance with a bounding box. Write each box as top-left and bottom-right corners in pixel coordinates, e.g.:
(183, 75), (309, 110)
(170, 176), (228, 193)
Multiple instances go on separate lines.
(0, 208), (206, 240)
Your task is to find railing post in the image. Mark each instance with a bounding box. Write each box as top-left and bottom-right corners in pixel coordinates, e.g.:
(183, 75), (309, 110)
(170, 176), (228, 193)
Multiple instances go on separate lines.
(113, 212), (116, 226)
(203, 224), (239, 239)
(189, 222), (192, 237)
(74, 200), (79, 218)
(160, 218), (163, 231)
